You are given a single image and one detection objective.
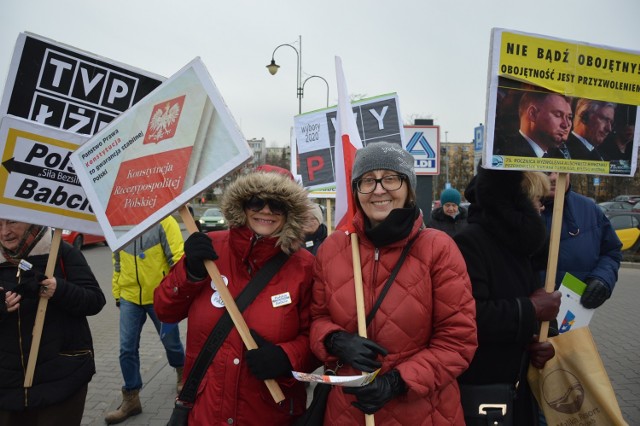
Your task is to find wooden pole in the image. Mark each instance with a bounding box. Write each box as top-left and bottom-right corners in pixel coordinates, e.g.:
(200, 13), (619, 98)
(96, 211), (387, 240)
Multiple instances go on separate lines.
(24, 228), (62, 387)
(179, 206), (285, 403)
(539, 173), (567, 342)
(350, 233), (375, 426)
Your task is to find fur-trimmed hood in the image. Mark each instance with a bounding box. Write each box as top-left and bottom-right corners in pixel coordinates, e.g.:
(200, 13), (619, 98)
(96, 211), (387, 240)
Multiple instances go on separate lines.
(221, 171), (310, 254)
(464, 167), (546, 256)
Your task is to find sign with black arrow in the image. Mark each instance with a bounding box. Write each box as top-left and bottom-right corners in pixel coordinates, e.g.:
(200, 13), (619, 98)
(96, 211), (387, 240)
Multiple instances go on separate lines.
(0, 115), (101, 235)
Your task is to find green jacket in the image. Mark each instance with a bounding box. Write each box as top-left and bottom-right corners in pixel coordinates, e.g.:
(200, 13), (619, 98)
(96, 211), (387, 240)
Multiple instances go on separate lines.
(112, 216), (184, 305)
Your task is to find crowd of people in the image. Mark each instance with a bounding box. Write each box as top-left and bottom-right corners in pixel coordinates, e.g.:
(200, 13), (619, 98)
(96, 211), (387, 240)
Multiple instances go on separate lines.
(0, 140), (624, 425)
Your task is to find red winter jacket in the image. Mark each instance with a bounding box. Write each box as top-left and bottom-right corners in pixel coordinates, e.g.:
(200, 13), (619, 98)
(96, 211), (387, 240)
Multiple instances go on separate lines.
(155, 225), (317, 425)
(310, 210), (477, 425)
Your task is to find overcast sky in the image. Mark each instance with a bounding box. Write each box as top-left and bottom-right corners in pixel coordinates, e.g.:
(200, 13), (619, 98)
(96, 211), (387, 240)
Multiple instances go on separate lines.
(1, 0), (639, 147)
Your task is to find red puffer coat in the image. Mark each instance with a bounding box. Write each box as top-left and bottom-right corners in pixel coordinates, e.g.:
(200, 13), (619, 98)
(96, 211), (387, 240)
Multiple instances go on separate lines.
(155, 227), (316, 425)
(310, 210), (477, 425)
(155, 171), (318, 426)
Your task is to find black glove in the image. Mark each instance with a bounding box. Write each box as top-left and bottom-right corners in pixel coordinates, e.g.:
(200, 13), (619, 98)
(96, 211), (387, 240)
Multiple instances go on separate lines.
(528, 336), (555, 369)
(15, 270), (47, 299)
(115, 299), (120, 308)
(343, 369), (406, 414)
(581, 278), (611, 309)
(529, 288), (561, 321)
(184, 232), (218, 280)
(245, 330), (292, 380)
(325, 332), (388, 373)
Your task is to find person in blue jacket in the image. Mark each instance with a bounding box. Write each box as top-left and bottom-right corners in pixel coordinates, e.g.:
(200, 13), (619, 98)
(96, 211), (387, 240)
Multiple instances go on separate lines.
(542, 172), (622, 309)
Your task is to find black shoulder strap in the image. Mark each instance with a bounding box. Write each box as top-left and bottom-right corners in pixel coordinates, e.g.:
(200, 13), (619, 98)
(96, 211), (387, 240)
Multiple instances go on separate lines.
(178, 251), (289, 403)
(365, 233), (419, 327)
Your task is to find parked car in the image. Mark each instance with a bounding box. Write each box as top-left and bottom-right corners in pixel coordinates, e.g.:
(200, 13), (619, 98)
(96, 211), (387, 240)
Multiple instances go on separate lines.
(61, 229), (107, 249)
(197, 207), (228, 232)
(611, 195), (640, 204)
(605, 211), (640, 251)
(598, 201), (634, 213)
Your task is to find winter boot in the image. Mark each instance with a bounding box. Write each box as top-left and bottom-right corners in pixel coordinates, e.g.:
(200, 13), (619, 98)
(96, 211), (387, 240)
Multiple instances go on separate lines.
(104, 388), (142, 424)
(176, 366), (184, 394)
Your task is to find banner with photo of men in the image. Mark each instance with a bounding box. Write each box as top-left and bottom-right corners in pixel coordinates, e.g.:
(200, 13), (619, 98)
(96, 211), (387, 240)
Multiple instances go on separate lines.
(484, 28), (639, 177)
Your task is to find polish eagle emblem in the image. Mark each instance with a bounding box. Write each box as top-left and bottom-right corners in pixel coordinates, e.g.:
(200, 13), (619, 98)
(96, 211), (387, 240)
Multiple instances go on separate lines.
(144, 95), (186, 144)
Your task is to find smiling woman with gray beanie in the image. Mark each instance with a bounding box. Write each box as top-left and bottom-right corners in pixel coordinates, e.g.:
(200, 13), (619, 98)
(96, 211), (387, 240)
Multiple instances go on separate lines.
(309, 141), (477, 425)
(427, 187), (469, 237)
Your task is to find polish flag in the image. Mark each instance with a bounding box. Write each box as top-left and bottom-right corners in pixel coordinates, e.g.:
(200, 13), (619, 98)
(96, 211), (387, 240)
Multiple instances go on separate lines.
(334, 57), (363, 233)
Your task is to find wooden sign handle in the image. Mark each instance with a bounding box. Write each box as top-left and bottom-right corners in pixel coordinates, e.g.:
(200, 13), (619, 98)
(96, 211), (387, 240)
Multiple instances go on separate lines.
(351, 233), (375, 426)
(24, 228), (62, 387)
(539, 173), (567, 342)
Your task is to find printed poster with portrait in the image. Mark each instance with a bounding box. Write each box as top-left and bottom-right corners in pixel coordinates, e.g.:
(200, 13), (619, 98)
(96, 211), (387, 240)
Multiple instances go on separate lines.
(484, 28), (640, 176)
(70, 58), (252, 251)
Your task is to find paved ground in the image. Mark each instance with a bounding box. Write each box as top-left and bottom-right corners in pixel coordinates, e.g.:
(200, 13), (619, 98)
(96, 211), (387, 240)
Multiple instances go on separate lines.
(78, 241), (640, 425)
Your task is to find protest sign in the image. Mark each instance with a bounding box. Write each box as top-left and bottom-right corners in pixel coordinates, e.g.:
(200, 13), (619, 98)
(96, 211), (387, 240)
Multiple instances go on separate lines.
(71, 58), (252, 250)
(293, 93), (405, 192)
(0, 115), (101, 234)
(484, 28), (639, 176)
(1, 32), (164, 135)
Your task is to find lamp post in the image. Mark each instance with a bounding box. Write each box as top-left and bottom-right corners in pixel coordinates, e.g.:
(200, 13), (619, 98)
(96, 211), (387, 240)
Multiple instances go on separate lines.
(266, 36), (330, 113)
(267, 35), (303, 114)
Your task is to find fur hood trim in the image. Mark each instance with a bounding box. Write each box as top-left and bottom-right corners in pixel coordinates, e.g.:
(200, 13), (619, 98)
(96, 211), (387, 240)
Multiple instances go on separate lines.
(221, 172), (310, 254)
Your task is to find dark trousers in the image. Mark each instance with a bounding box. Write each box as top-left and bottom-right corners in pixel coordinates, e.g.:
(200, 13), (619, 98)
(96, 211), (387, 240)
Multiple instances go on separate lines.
(0, 383), (88, 426)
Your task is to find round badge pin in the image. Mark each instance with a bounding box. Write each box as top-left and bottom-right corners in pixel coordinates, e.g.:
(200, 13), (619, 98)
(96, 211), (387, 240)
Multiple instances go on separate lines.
(210, 275), (229, 308)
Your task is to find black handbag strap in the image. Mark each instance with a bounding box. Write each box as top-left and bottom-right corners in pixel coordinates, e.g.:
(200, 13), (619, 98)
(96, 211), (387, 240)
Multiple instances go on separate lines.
(177, 251), (289, 403)
(365, 233), (419, 326)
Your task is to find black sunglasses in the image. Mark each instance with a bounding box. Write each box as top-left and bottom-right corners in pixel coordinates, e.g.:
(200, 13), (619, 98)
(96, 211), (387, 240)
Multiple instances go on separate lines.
(244, 196), (286, 216)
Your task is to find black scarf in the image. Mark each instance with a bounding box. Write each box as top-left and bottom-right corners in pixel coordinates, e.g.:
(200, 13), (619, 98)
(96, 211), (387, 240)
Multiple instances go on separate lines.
(364, 205), (419, 247)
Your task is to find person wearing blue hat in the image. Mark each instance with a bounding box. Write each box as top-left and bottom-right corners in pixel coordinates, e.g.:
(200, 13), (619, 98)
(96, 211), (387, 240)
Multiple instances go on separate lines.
(427, 188), (468, 237)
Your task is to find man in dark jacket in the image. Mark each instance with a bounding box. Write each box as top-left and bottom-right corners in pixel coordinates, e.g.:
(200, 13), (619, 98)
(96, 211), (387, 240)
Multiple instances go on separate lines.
(542, 173), (622, 308)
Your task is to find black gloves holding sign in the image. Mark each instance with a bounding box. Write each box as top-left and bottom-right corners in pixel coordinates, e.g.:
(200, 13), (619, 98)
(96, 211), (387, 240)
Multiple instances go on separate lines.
(344, 369), (406, 414)
(245, 330), (292, 380)
(184, 232), (218, 281)
(325, 331), (388, 373)
(581, 278), (611, 309)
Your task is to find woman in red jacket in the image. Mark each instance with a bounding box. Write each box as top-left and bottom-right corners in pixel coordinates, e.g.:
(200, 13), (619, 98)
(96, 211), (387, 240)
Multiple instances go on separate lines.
(310, 142), (478, 425)
(154, 170), (317, 425)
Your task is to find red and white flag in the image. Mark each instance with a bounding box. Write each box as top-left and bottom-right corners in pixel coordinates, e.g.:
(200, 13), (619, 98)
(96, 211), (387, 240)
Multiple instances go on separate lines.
(334, 56), (363, 233)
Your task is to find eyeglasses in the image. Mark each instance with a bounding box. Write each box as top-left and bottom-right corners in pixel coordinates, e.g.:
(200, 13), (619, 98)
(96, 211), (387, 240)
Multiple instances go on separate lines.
(244, 196), (286, 216)
(355, 175), (405, 194)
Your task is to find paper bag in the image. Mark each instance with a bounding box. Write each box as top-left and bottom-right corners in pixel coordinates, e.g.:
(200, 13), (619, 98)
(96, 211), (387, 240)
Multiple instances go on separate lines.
(528, 327), (627, 426)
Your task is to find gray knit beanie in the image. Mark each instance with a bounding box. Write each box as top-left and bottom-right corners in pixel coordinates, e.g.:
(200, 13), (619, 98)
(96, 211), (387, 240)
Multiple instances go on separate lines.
(352, 142), (416, 190)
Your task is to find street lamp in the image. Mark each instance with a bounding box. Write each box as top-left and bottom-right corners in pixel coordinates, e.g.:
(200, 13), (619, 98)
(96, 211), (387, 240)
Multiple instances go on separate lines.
(266, 35), (302, 114)
(266, 36), (330, 113)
